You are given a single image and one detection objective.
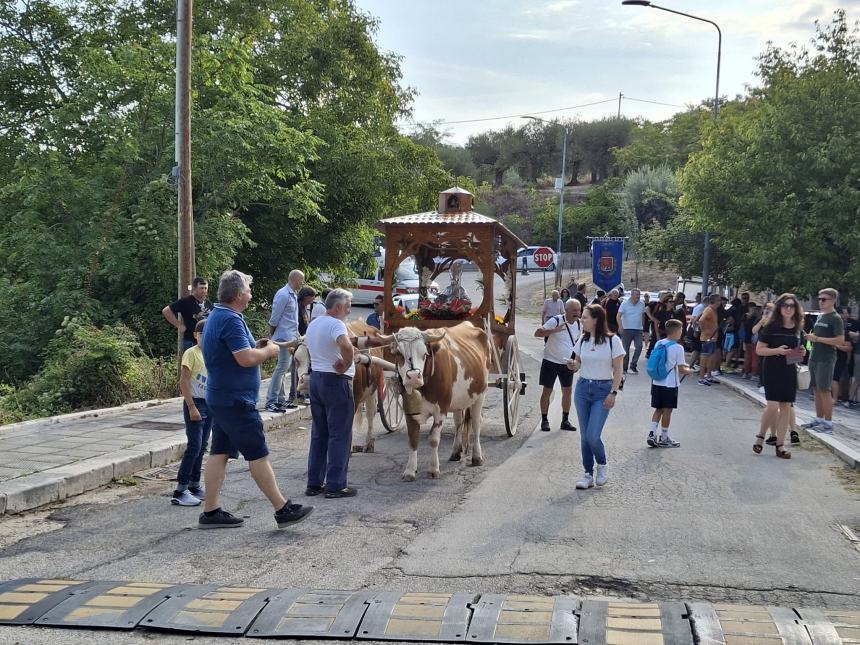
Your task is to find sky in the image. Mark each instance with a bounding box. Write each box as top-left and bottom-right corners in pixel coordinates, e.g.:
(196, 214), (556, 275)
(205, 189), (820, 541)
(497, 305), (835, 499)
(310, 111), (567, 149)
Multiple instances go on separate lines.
(355, 0), (860, 144)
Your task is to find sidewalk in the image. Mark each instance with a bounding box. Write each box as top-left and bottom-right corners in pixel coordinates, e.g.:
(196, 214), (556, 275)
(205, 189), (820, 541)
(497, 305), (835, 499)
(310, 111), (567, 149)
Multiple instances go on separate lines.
(0, 384), (305, 516)
(717, 370), (860, 468)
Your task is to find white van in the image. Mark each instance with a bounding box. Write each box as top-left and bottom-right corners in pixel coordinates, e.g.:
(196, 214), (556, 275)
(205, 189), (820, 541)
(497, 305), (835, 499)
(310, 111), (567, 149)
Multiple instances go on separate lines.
(349, 248), (439, 305)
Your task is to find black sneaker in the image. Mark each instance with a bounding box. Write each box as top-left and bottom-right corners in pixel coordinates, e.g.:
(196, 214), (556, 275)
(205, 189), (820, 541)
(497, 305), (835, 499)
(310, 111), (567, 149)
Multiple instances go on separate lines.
(559, 419), (577, 432)
(305, 485), (325, 496)
(274, 502), (314, 528)
(765, 435), (777, 445)
(284, 402), (298, 409)
(198, 508), (244, 529)
(324, 487), (358, 499)
(790, 430), (800, 444)
(265, 402), (287, 413)
(630, 366), (639, 374)
(540, 419), (551, 432)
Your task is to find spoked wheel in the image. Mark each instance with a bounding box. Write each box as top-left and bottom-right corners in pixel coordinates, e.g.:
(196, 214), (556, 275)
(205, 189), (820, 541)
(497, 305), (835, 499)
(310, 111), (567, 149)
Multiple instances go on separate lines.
(378, 377), (404, 433)
(502, 335), (524, 437)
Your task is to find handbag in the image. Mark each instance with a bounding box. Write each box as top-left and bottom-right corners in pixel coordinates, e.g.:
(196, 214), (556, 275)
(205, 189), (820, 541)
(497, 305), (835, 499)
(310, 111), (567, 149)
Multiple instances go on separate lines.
(796, 364), (811, 390)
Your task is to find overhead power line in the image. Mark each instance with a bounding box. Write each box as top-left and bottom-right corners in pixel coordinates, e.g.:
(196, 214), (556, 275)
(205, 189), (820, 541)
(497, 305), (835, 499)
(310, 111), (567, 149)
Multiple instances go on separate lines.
(435, 94), (687, 126)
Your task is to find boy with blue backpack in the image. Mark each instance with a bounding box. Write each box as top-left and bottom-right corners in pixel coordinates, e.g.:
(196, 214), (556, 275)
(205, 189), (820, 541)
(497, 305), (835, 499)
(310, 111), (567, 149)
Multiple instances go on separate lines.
(646, 319), (693, 447)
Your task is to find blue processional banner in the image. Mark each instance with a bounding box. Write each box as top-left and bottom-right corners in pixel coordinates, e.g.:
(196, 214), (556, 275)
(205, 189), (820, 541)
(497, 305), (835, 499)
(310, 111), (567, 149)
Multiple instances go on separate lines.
(591, 239), (624, 293)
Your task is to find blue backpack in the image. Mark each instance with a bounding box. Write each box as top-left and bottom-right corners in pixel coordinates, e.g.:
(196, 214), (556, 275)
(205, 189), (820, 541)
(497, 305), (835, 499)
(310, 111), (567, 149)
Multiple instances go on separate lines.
(646, 339), (677, 381)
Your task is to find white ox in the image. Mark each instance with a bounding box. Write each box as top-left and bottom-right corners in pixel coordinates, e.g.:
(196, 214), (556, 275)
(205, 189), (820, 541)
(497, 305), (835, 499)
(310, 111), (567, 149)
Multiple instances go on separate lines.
(390, 321), (490, 481)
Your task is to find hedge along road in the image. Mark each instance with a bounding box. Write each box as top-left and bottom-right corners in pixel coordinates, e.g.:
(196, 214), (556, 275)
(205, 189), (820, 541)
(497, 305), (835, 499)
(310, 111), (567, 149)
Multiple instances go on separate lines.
(0, 310), (858, 644)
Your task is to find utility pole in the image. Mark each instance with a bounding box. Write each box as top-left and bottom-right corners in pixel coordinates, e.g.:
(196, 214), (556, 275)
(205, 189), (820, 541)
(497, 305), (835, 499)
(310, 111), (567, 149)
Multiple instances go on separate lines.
(176, 0), (194, 356)
(617, 91), (623, 118)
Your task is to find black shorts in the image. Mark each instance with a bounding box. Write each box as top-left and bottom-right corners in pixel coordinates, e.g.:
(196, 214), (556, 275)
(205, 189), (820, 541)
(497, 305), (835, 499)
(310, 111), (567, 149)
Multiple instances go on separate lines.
(209, 401), (270, 461)
(651, 384), (679, 409)
(539, 359), (574, 389)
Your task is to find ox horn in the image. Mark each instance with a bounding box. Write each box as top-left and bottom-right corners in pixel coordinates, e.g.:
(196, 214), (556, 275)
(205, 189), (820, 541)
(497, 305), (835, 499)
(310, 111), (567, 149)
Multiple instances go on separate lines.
(421, 329), (447, 343)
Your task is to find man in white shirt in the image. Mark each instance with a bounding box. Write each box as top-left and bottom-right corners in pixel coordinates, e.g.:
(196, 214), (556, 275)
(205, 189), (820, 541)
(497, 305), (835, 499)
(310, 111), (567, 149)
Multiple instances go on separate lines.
(617, 289), (646, 375)
(541, 290), (565, 324)
(534, 299), (582, 432)
(689, 294), (708, 370)
(305, 289), (359, 499)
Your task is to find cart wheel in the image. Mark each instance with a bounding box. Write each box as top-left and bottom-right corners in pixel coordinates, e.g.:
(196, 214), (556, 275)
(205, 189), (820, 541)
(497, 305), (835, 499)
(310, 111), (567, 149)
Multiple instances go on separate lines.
(502, 336), (522, 437)
(378, 377), (404, 433)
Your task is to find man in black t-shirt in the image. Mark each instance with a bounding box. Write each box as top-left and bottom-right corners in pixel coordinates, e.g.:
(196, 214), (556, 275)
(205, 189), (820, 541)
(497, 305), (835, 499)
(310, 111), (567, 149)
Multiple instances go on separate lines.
(604, 289), (622, 333)
(162, 277), (212, 350)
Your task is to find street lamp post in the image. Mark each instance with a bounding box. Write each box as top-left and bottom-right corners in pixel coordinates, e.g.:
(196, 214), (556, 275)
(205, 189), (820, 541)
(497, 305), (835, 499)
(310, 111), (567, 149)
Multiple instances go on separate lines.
(523, 116), (568, 287)
(622, 0), (721, 297)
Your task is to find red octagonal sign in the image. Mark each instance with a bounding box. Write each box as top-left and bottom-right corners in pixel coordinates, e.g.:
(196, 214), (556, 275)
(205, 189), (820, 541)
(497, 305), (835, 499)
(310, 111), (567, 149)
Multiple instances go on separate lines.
(532, 246), (555, 268)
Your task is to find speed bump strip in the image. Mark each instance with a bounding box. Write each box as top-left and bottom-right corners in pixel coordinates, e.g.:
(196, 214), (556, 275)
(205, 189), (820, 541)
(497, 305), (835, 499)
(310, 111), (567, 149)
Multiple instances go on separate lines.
(577, 599), (694, 645)
(466, 593), (578, 644)
(357, 591), (472, 641)
(709, 603), (812, 645)
(247, 588), (373, 638)
(35, 581), (181, 629)
(141, 584), (270, 634)
(0, 579), (96, 625)
(797, 607), (860, 644)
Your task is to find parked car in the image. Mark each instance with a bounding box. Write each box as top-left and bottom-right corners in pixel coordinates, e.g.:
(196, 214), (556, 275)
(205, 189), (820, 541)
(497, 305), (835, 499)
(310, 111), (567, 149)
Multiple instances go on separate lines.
(341, 248), (439, 305)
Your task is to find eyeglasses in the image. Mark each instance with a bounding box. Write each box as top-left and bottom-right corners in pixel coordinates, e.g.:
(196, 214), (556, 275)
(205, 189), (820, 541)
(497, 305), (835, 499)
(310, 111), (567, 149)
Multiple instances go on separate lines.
(781, 303), (796, 309)
(817, 296), (832, 301)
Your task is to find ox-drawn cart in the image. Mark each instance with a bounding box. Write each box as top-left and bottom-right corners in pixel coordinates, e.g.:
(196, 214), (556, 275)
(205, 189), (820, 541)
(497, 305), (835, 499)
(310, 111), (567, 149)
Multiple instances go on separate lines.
(377, 187), (528, 436)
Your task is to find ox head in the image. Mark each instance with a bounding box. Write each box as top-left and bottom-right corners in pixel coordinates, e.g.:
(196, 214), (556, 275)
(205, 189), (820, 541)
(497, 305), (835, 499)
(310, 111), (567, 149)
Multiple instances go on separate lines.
(390, 327), (447, 393)
(288, 337), (311, 394)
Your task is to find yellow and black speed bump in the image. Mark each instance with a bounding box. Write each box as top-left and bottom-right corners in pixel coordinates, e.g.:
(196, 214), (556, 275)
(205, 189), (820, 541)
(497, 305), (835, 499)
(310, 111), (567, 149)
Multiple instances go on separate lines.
(796, 607), (860, 644)
(0, 579), (96, 625)
(142, 584), (270, 635)
(35, 581), (181, 630)
(691, 602), (812, 645)
(246, 588), (373, 639)
(577, 599), (694, 645)
(466, 593), (578, 644)
(357, 591), (473, 642)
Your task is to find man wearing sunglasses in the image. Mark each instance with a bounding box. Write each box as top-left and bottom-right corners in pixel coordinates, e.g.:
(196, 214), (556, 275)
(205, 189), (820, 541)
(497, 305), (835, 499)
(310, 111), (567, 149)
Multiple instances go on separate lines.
(803, 288), (844, 433)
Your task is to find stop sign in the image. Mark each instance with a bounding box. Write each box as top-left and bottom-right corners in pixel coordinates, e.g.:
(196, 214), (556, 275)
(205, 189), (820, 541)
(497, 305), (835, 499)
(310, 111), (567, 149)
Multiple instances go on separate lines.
(532, 246), (555, 269)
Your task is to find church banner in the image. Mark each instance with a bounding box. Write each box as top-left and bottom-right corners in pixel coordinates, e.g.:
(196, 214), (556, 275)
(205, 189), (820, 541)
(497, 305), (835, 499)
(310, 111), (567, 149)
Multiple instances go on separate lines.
(591, 239), (624, 293)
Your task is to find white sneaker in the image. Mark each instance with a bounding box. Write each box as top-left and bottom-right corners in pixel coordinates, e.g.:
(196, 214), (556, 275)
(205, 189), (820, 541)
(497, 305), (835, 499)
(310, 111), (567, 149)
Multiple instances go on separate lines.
(595, 464), (609, 486)
(171, 490), (202, 506)
(575, 473), (594, 489)
(801, 419), (821, 429)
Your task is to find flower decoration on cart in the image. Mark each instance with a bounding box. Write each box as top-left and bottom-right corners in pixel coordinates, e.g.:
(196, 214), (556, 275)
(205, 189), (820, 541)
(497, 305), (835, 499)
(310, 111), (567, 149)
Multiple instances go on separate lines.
(418, 298), (473, 319)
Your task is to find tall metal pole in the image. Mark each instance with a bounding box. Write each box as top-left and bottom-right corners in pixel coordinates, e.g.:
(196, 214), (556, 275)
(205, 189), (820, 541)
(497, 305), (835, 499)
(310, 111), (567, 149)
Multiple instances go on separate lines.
(176, 0), (194, 355)
(557, 126), (568, 287)
(617, 91), (623, 118)
(622, 1), (721, 297)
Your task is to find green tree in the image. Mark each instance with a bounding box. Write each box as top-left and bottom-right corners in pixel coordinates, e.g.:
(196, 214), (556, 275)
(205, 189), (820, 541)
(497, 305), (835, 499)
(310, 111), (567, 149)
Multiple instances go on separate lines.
(681, 10), (860, 297)
(532, 180), (626, 251)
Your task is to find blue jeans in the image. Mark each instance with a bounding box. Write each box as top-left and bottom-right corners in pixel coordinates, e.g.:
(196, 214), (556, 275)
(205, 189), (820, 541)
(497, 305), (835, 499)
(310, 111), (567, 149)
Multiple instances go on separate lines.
(307, 372), (354, 492)
(574, 378), (612, 475)
(178, 398), (212, 487)
(266, 346), (293, 406)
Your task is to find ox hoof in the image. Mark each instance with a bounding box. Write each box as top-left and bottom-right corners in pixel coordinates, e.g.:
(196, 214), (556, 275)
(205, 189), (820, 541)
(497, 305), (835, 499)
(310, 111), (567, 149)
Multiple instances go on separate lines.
(448, 453), (461, 462)
(364, 443), (375, 454)
(401, 472), (416, 482)
(351, 445), (364, 453)
(428, 469), (440, 479)
(470, 457), (484, 467)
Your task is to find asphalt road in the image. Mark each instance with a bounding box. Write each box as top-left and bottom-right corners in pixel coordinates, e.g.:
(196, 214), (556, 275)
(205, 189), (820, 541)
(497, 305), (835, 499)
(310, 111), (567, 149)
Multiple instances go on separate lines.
(1, 307), (858, 644)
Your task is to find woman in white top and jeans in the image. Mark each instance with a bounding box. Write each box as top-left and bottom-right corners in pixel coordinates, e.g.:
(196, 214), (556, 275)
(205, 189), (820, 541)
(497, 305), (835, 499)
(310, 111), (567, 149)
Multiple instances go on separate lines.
(568, 304), (626, 489)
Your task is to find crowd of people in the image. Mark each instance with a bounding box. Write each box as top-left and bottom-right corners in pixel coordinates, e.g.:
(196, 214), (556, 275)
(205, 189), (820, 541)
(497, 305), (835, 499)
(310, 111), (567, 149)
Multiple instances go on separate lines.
(538, 283), (858, 474)
(160, 269), (392, 530)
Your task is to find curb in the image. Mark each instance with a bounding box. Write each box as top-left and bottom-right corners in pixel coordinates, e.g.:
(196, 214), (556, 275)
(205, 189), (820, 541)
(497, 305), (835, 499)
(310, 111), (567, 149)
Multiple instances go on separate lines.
(720, 378), (860, 469)
(0, 397), (183, 433)
(0, 404), (306, 517)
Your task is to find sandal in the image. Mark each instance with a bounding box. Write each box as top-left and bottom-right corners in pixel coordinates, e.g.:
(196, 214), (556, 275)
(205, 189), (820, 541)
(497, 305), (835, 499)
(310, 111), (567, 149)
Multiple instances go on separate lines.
(753, 434), (765, 454)
(775, 444), (792, 459)
(765, 435), (777, 445)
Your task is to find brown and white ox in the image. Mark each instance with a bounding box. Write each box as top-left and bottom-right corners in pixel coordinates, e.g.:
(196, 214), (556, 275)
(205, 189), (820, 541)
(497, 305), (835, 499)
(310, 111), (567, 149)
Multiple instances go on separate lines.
(390, 321), (490, 481)
(293, 320), (386, 453)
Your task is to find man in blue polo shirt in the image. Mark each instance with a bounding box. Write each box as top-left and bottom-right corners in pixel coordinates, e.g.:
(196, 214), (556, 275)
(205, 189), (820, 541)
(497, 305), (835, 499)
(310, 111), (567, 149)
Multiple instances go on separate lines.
(201, 269), (313, 530)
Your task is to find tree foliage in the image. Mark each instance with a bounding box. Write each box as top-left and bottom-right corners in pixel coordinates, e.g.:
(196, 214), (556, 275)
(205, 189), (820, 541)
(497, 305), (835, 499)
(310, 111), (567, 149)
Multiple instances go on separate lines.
(681, 10), (860, 297)
(0, 0), (448, 387)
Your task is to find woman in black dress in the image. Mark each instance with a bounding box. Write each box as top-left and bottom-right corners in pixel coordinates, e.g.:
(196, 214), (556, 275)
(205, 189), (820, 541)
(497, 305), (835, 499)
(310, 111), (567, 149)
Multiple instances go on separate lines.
(753, 293), (805, 458)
